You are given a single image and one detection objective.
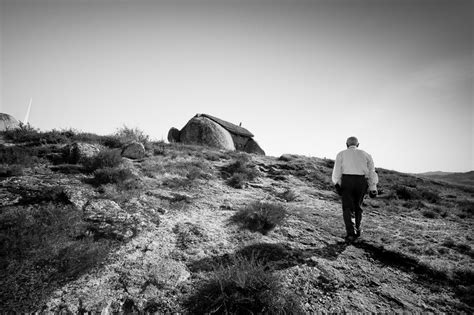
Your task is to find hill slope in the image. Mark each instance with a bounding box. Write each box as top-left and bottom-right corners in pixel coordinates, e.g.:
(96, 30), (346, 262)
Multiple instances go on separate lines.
(418, 171), (474, 187)
(0, 129), (473, 313)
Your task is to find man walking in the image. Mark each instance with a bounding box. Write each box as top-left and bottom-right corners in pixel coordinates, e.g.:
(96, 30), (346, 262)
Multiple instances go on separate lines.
(332, 136), (378, 242)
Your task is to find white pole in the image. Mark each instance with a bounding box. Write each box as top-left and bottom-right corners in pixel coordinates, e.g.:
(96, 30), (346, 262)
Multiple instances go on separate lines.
(24, 97), (32, 125)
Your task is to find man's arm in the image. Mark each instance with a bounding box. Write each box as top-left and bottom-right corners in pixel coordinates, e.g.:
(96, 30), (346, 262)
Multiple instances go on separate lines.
(366, 153), (378, 191)
(332, 152), (342, 185)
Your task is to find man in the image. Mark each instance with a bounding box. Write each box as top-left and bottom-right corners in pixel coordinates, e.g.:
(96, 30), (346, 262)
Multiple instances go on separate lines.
(332, 136), (378, 242)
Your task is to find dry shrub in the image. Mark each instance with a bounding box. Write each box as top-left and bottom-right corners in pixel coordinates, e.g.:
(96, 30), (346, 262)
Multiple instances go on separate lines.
(394, 185), (421, 200)
(0, 145), (38, 166)
(82, 149), (122, 172)
(422, 209), (438, 219)
(90, 167), (136, 187)
(185, 255), (303, 314)
(230, 201), (288, 235)
(221, 156), (258, 188)
(113, 125), (150, 146)
(173, 222), (207, 250)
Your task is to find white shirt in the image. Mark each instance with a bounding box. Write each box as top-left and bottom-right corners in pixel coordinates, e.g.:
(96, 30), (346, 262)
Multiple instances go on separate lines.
(331, 145), (378, 190)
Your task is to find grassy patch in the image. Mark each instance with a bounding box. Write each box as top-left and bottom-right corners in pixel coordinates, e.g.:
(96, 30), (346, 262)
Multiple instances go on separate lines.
(422, 209), (438, 219)
(456, 199), (474, 218)
(173, 222), (208, 250)
(82, 149), (123, 172)
(0, 164), (24, 177)
(230, 201), (288, 235)
(0, 145), (39, 166)
(185, 255), (302, 314)
(90, 167), (136, 187)
(0, 202), (113, 311)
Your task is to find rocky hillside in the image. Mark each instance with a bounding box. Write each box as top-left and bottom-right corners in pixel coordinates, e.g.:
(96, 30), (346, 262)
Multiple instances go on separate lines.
(0, 127), (473, 313)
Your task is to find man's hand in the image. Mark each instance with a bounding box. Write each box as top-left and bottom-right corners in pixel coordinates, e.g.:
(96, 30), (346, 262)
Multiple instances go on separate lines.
(335, 184), (342, 196)
(369, 190), (377, 198)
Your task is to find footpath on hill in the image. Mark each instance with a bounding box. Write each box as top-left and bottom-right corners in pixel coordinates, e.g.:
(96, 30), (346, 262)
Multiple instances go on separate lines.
(0, 141), (473, 312)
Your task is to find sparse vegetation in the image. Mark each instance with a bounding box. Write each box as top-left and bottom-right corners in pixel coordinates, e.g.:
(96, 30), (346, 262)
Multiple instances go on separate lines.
(0, 145), (39, 166)
(173, 222), (207, 250)
(82, 148), (123, 172)
(0, 201), (113, 311)
(1, 124), (151, 149)
(90, 167), (136, 187)
(113, 125), (150, 147)
(186, 255), (303, 314)
(230, 201), (288, 235)
(158, 159), (214, 188)
(276, 188), (298, 202)
(221, 155), (259, 188)
(0, 164), (24, 177)
(422, 209), (438, 219)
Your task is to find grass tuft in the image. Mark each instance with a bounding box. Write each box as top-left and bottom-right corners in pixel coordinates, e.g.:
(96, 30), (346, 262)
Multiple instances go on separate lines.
(186, 255), (302, 314)
(230, 201), (288, 235)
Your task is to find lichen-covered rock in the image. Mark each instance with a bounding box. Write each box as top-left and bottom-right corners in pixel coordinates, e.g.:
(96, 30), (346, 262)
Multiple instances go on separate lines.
(83, 199), (136, 240)
(63, 186), (97, 210)
(121, 141), (146, 159)
(179, 116), (235, 151)
(64, 142), (103, 164)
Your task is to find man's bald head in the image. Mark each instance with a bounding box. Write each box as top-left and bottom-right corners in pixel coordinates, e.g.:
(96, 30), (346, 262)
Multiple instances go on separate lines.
(346, 136), (359, 147)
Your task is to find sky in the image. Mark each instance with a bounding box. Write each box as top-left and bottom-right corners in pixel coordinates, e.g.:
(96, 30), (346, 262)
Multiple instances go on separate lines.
(0, 0), (472, 173)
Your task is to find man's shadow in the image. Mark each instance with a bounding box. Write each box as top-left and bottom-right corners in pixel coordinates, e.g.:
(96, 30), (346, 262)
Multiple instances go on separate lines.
(188, 241), (349, 273)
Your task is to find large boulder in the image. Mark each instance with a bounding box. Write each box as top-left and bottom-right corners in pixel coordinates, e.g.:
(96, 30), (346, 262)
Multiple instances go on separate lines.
(121, 141), (145, 159)
(169, 113), (265, 155)
(179, 116), (235, 151)
(0, 113), (20, 131)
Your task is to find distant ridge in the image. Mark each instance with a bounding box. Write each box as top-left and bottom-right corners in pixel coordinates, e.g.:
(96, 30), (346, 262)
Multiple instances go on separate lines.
(417, 170), (474, 186)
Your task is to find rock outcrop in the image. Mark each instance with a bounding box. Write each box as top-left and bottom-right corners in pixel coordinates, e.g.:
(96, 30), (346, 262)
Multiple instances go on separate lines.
(169, 114), (265, 155)
(83, 199), (136, 240)
(122, 141), (146, 159)
(0, 113), (20, 131)
(244, 138), (265, 155)
(63, 142), (103, 164)
(179, 115), (236, 151)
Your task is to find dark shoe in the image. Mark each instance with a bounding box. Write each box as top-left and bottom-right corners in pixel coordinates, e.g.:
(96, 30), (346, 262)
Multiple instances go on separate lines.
(345, 235), (356, 243)
(355, 228), (362, 237)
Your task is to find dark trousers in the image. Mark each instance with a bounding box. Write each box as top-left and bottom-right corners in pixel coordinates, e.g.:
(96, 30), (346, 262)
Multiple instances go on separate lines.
(341, 175), (368, 236)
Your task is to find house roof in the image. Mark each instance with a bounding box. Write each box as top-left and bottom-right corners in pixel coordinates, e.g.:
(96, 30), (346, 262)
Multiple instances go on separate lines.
(199, 114), (254, 138)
